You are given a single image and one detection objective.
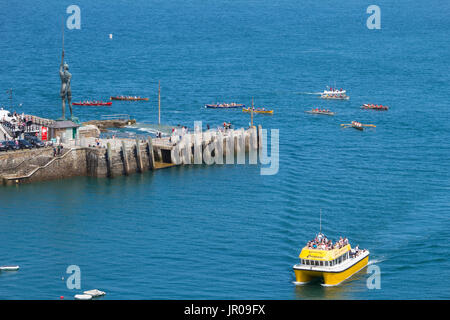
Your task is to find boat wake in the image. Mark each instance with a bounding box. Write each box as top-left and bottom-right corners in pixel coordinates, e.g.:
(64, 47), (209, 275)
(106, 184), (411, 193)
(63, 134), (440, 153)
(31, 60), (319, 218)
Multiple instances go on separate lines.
(138, 127), (160, 135)
(295, 92), (322, 95)
(292, 281), (309, 286)
(368, 258), (385, 265)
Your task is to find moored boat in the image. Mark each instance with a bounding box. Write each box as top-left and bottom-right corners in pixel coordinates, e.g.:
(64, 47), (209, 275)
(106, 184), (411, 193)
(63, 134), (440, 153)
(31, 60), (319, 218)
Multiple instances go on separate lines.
(293, 233), (369, 286)
(242, 107), (273, 115)
(74, 294), (93, 300)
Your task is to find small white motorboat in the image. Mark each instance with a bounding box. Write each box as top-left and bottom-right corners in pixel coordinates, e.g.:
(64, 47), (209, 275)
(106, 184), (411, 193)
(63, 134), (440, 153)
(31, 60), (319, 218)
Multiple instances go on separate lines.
(0, 266), (20, 271)
(83, 289), (106, 297)
(74, 294), (93, 300)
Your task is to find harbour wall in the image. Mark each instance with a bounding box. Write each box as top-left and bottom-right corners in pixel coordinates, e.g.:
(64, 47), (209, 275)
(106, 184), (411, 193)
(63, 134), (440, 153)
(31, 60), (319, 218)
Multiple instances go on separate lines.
(0, 126), (263, 185)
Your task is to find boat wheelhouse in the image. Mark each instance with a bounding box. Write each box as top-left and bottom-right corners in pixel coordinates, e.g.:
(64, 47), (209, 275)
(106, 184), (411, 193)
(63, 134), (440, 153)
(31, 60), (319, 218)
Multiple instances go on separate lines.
(293, 233), (369, 286)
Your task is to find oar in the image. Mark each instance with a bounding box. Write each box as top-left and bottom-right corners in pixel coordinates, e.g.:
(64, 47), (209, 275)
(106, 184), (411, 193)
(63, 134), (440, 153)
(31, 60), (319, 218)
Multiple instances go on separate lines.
(341, 124), (351, 126)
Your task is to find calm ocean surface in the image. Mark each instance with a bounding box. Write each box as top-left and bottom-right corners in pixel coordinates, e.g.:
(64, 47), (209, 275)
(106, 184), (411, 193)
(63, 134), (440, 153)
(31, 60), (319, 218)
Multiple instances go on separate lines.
(0, 0), (449, 299)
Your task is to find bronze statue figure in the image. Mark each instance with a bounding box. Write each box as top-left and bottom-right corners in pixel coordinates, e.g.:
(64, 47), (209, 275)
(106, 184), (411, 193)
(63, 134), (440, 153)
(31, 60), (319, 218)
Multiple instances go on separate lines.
(60, 50), (72, 120)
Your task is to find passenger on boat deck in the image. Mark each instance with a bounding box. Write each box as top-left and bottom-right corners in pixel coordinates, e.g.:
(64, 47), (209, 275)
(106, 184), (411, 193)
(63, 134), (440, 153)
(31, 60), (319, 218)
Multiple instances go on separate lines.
(307, 234), (349, 250)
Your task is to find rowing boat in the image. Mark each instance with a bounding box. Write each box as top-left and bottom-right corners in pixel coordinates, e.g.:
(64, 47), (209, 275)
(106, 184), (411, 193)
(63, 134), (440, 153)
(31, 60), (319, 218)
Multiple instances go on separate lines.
(110, 96), (149, 101)
(305, 110), (335, 116)
(242, 108), (274, 115)
(72, 102), (112, 106)
(0, 266), (19, 271)
(205, 103), (245, 109)
(361, 104), (389, 111)
(341, 121), (375, 131)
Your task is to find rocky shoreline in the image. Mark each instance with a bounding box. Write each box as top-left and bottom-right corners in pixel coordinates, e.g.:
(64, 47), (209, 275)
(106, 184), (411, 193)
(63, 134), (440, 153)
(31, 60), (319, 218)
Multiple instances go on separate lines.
(82, 119), (136, 132)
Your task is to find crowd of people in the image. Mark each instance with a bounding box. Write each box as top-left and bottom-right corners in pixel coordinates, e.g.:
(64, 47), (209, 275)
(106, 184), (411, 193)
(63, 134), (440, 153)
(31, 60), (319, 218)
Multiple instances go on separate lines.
(0, 111), (38, 139)
(52, 144), (64, 156)
(306, 233), (349, 251)
(167, 123), (234, 144)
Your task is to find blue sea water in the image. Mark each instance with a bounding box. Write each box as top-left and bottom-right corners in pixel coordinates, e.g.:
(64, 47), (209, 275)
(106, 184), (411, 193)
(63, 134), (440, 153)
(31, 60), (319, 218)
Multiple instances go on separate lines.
(0, 0), (449, 299)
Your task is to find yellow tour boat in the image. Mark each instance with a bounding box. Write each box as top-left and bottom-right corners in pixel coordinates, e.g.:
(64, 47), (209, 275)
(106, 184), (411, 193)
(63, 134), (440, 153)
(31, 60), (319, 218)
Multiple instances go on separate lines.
(293, 233), (369, 286)
(242, 107), (274, 115)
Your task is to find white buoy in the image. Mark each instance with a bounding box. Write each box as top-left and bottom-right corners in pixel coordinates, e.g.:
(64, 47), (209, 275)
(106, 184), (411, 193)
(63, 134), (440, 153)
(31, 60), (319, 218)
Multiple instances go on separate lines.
(109, 33), (113, 39)
(83, 289), (106, 297)
(74, 294), (92, 300)
(0, 266), (19, 271)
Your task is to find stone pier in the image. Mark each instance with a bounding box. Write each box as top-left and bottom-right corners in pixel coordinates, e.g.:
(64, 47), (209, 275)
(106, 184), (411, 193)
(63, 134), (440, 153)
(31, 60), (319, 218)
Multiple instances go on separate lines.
(0, 126), (263, 185)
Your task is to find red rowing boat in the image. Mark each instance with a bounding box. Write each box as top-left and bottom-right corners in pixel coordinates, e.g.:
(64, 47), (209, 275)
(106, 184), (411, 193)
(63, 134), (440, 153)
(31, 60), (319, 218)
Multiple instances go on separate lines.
(72, 101), (112, 106)
(361, 104), (389, 111)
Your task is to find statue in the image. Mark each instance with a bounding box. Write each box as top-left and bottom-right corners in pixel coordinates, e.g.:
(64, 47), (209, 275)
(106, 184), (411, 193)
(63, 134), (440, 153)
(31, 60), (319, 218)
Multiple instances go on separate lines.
(60, 50), (72, 120)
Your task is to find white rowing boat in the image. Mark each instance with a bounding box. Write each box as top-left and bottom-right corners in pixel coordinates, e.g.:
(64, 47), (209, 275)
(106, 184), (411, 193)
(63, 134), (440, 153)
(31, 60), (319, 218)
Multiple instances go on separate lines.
(0, 266), (19, 271)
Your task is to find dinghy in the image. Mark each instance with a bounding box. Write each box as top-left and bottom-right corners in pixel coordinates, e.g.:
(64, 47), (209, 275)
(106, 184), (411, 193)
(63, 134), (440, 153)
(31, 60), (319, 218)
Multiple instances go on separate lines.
(83, 289), (106, 297)
(74, 294), (93, 300)
(0, 266), (19, 271)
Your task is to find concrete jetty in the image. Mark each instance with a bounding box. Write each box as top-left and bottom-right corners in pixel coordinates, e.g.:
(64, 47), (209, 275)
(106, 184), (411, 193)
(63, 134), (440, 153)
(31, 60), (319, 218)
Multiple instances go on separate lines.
(0, 125), (263, 185)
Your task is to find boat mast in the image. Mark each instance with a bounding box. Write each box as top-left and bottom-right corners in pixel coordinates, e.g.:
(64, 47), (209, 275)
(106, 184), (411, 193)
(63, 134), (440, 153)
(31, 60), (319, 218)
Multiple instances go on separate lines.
(320, 209), (322, 234)
(62, 17), (64, 53)
(251, 97), (254, 127)
(158, 81), (161, 126)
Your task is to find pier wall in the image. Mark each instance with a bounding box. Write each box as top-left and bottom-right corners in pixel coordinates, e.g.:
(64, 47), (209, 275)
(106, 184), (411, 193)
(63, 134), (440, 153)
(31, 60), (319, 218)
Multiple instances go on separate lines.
(0, 148), (54, 172)
(1, 126), (263, 185)
(1, 141), (163, 185)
